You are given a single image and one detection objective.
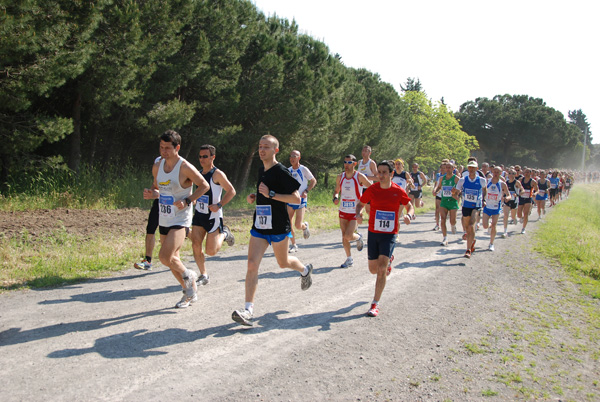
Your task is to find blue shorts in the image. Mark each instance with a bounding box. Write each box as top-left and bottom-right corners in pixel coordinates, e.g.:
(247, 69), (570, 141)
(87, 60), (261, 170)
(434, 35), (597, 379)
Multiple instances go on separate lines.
(535, 194), (548, 201)
(250, 229), (292, 245)
(367, 232), (397, 261)
(287, 198), (307, 210)
(482, 206), (500, 216)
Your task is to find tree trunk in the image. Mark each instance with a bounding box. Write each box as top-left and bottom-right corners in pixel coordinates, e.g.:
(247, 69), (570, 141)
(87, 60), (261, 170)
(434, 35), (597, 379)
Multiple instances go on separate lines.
(0, 153), (9, 191)
(69, 89), (82, 174)
(237, 149), (256, 191)
(89, 123), (98, 167)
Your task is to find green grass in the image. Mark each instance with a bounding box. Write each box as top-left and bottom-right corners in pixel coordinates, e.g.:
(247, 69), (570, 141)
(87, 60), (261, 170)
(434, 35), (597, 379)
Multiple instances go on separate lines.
(533, 184), (600, 298)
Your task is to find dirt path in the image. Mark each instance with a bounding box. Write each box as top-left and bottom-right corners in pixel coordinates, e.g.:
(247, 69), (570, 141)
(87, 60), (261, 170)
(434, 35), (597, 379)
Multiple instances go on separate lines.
(1, 210), (598, 401)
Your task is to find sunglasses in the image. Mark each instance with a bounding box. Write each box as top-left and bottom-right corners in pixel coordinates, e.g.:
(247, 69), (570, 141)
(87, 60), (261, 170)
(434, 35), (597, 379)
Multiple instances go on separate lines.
(344, 161), (354, 164)
(199, 155), (211, 159)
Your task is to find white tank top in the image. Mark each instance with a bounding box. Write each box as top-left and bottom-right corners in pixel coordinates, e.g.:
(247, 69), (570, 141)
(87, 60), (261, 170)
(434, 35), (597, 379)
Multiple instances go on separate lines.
(157, 158), (193, 227)
(338, 172), (361, 214)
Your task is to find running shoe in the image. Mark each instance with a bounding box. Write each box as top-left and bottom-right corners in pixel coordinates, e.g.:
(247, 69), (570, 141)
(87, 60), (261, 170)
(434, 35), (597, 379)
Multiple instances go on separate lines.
(356, 233), (364, 252)
(232, 309), (254, 326)
(451, 225), (457, 234)
(462, 233), (467, 241)
(433, 225), (440, 231)
(300, 264), (313, 290)
(222, 225), (235, 247)
(521, 229), (526, 234)
(303, 222), (310, 239)
(501, 232), (507, 238)
(196, 274), (210, 286)
(471, 239), (476, 253)
(441, 238), (448, 246)
(366, 303), (379, 317)
(387, 255), (394, 276)
(464, 250), (472, 259)
(175, 291), (197, 308)
(411, 214), (416, 220)
(134, 259), (152, 270)
(340, 257), (353, 268)
(288, 244), (298, 253)
(183, 270), (198, 297)
(475, 223), (480, 232)
(489, 244), (495, 251)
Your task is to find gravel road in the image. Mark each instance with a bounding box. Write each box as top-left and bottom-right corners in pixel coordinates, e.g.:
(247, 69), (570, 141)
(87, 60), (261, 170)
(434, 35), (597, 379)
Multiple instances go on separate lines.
(1, 211), (598, 401)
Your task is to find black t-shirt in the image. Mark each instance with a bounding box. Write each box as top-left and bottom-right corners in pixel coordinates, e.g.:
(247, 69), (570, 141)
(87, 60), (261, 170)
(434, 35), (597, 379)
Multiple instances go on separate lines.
(252, 162), (300, 235)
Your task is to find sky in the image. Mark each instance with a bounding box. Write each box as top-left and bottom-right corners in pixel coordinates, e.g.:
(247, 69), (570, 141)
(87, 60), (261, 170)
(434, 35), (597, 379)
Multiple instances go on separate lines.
(252, 0), (599, 143)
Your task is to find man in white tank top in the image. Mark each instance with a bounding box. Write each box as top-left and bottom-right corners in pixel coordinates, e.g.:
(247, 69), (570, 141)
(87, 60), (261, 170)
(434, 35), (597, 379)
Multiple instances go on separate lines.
(333, 154), (372, 268)
(143, 130), (210, 308)
(357, 145), (378, 217)
(287, 150), (317, 253)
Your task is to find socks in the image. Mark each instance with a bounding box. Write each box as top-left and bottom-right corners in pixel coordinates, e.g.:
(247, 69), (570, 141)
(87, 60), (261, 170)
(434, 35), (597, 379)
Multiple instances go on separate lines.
(245, 302), (254, 314)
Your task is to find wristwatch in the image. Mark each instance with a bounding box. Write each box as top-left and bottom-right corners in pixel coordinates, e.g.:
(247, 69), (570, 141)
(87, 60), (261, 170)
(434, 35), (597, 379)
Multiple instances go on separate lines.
(184, 197), (192, 206)
(217, 202), (223, 209)
(269, 190), (276, 199)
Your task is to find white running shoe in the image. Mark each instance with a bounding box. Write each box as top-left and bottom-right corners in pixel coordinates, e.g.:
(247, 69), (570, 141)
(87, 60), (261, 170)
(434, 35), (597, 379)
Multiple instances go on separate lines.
(222, 225), (235, 247)
(441, 238), (448, 246)
(521, 229), (526, 234)
(133, 259), (152, 270)
(300, 264), (313, 290)
(356, 233), (364, 251)
(196, 274), (210, 286)
(302, 222), (310, 239)
(340, 257), (353, 268)
(288, 244), (298, 253)
(501, 232), (507, 238)
(175, 291), (197, 308)
(183, 270), (198, 297)
(232, 309), (254, 326)
(489, 244), (495, 251)
(451, 225), (457, 234)
(433, 225), (440, 231)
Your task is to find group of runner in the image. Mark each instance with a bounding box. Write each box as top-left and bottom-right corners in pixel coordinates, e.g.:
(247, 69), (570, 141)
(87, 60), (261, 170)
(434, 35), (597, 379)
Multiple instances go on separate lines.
(134, 130), (577, 323)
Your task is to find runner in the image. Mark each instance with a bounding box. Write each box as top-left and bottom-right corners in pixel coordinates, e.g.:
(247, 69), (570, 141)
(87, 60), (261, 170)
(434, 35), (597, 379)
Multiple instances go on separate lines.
(392, 158), (414, 221)
(357, 145), (378, 215)
(231, 135), (313, 326)
(287, 150), (317, 253)
(535, 170), (549, 220)
(333, 154), (372, 268)
(143, 130), (210, 308)
(432, 162), (445, 231)
(453, 160), (487, 258)
(190, 144), (236, 287)
(501, 168), (523, 238)
(548, 171), (560, 206)
(481, 166), (511, 251)
(564, 173), (573, 198)
(355, 160), (413, 317)
(517, 168), (538, 234)
(134, 156), (161, 270)
(409, 162), (428, 219)
(433, 160), (459, 246)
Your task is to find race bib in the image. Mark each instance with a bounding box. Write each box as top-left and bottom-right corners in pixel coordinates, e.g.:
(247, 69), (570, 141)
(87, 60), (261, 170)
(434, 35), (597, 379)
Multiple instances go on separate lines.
(196, 195), (209, 214)
(520, 189), (531, 198)
(538, 189), (546, 195)
(486, 193), (500, 209)
(442, 186), (453, 198)
(159, 194), (175, 218)
(464, 188), (479, 203)
(550, 182), (557, 189)
(510, 191), (516, 198)
(255, 205), (273, 230)
(374, 210), (395, 233)
(393, 177), (407, 189)
(340, 198), (356, 214)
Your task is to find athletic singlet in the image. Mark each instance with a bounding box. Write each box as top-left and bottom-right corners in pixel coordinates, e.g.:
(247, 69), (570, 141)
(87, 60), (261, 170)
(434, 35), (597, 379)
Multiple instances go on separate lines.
(338, 172), (361, 214)
(440, 175), (457, 200)
(411, 171), (423, 190)
(485, 180), (502, 211)
(434, 172), (443, 196)
(506, 179), (519, 200)
(157, 158), (193, 228)
(194, 167), (223, 220)
(537, 179), (549, 196)
(457, 174), (486, 208)
(520, 177), (535, 199)
(549, 177), (559, 189)
(392, 170), (410, 190)
(288, 164), (314, 206)
(357, 159), (374, 190)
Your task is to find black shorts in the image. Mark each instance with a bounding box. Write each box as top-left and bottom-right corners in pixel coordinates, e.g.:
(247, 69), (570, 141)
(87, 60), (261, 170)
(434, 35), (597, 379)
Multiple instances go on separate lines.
(504, 200), (518, 210)
(410, 190), (422, 199)
(549, 188), (558, 198)
(518, 196), (532, 205)
(146, 199), (159, 234)
(435, 196), (442, 201)
(367, 232), (397, 260)
(159, 225), (190, 236)
(192, 210), (223, 234)
(462, 206), (480, 217)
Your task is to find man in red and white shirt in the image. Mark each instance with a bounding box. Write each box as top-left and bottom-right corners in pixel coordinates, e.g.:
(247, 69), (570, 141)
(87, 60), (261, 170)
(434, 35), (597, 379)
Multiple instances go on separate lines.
(356, 160), (413, 317)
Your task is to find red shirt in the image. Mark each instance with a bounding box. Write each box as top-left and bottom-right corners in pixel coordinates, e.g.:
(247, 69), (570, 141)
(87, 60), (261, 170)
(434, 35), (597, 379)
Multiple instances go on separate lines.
(360, 182), (411, 234)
